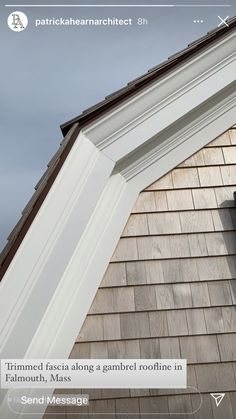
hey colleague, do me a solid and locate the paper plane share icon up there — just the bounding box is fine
[210,393,225,407]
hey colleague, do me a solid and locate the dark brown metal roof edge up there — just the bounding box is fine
[0,122,81,281]
[61,16,236,137]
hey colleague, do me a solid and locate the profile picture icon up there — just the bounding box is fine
[7,11,28,32]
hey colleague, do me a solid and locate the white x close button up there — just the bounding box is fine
[217,15,229,27]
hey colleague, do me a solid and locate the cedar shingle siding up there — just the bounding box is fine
[44,127,236,418]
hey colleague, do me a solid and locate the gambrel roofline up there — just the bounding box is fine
[1,16,236,279]
[61,15,236,137]
[0,19,236,419]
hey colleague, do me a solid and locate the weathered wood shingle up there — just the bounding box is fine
[46,127,236,417]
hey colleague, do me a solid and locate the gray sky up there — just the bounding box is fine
[0,0,235,250]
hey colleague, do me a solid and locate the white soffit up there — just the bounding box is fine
[0,28,236,419]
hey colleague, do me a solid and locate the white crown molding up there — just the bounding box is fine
[119,84,236,182]
[0,131,115,358]
[83,31,236,162]
[0,29,236,419]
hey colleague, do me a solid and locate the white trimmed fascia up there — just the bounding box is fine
[0,29,236,419]
[0,131,115,359]
[120,83,236,187]
[83,31,236,161]
[22,82,236,365]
